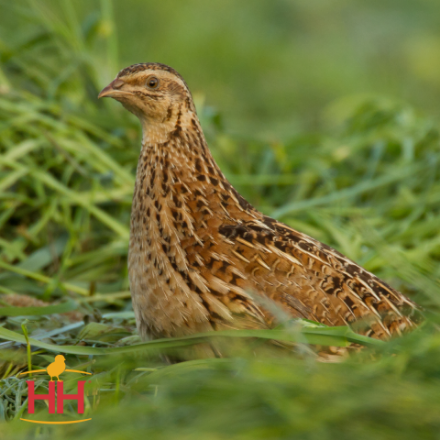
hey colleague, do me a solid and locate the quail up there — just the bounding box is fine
[99,63,420,343]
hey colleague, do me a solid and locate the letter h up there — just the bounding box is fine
[56,380,85,414]
[27,381,56,414]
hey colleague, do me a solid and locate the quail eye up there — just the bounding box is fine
[146,77,159,89]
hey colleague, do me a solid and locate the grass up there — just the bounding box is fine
[0,2,440,439]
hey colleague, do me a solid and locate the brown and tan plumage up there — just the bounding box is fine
[99,63,420,343]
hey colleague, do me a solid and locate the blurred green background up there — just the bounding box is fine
[3,0,440,137]
[1,1,440,439]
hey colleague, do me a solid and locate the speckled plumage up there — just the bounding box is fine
[99,63,420,343]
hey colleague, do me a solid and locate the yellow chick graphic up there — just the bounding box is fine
[46,355,66,381]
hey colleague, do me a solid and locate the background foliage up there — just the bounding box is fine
[0,1,440,439]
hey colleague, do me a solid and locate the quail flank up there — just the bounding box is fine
[99,63,420,342]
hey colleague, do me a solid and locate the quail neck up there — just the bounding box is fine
[99,63,420,343]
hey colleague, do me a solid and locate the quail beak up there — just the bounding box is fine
[98,78,127,99]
